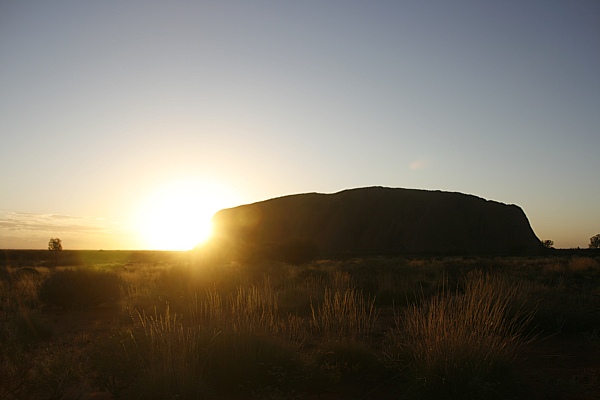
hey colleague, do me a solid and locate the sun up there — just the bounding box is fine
[134,180,237,250]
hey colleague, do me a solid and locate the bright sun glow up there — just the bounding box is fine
[134,180,237,250]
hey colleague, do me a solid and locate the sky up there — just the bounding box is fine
[1,0,599,250]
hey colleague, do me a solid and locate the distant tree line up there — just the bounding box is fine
[540,235,600,250]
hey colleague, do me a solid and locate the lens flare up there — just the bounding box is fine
[134,180,238,250]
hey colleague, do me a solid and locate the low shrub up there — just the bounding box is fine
[28,347,87,400]
[86,332,138,398]
[39,268,123,309]
[314,341,387,385]
[204,330,303,395]
[532,284,600,334]
[14,309,54,342]
[0,311,36,399]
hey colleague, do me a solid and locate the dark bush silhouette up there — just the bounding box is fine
[48,237,62,268]
[39,269,123,309]
[589,234,600,249]
[541,239,554,248]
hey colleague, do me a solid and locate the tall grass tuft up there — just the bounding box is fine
[129,304,211,399]
[230,283,280,335]
[127,282,303,398]
[393,271,534,399]
[311,288,379,342]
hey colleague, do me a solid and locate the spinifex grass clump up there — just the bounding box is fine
[188,281,283,335]
[126,281,303,398]
[311,287,378,342]
[568,257,599,272]
[128,305,210,399]
[4,268,45,309]
[393,272,534,400]
[39,268,123,309]
[229,284,281,335]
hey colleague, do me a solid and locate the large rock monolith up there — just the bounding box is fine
[210,187,544,261]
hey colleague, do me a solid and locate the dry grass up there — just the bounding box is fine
[390,271,535,399]
[127,289,302,397]
[129,304,210,399]
[568,257,599,271]
[3,254,599,399]
[310,287,379,342]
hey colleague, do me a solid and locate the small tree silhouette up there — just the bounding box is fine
[541,239,554,249]
[48,237,62,268]
[589,234,600,249]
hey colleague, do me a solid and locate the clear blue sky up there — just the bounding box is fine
[1,0,599,250]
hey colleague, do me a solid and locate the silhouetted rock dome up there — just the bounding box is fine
[210,187,544,261]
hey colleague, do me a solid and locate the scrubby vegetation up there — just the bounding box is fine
[39,268,123,309]
[1,253,600,399]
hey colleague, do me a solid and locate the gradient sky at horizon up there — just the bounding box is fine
[1,0,599,250]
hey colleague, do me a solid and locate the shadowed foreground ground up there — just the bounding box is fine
[2,251,600,399]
